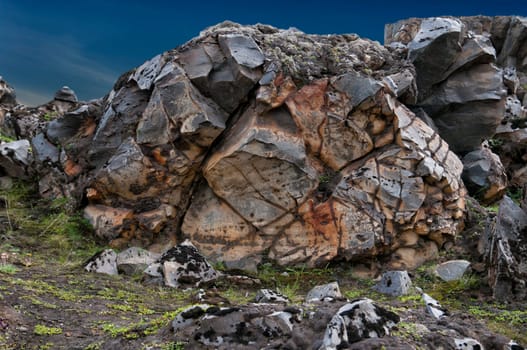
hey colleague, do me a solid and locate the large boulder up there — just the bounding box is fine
[8,22,467,269]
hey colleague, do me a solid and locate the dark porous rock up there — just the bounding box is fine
[84,249,118,275]
[319,298,400,349]
[462,145,508,204]
[483,196,527,301]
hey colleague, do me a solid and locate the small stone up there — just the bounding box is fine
[373,271,413,296]
[435,260,471,282]
[254,289,289,304]
[84,249,118,275]
[306,282,342,302]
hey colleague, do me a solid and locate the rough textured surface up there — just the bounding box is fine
[0,21,464,270]
[373,270,413,296]
[435,260,471,282]
[319,298,400,350]
[386,16,511,154]
[462,144,508,204]
[483,196,527,301]
[306,282,343,302]
[84,249,118,275]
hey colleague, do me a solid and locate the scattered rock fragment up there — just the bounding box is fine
[306,282,342,302]
[254,289,289,304]
[373,270,413,296]
[84,249,118,275]
[116,247,159,275]
[435,260,471,282]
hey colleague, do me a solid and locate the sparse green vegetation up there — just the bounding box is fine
[0,264,18,275]
[34,324,63,336]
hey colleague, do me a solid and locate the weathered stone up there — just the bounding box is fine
[319,299,399,349]
[373,271,412,296]
[483,196,527,301]
[0,140,32,179]
[503,67,520,94]
[54,86,78,103]
[254,289,289,304]
[420,289,447,320]
[406,17,464,97]
[305,282,342,302]
[455,337,484,350]
[181,184,267,272]
[116,247,160,275]
[462,145,508,204]
[203,104,317,229]
[84,249,118,275]
[31,133,59,164]
[252,310,296,338]
[498,16,527,70]
[83,205,133,241]
[0,77,17,106]
[128,54,164,90]
[435,260,471,282]
[158,240,221,288]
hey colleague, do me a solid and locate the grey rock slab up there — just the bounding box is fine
[84,249,118,275]
[218,34,265,69]
[254,289,289,304]
[435,260,471,281]
[252,311,296,337]
[331,72,382,107]
[129,54,164,90]
[407,17,464,96]
[31,133,59,164]
[116,247,160,275]
[306,282,342,302]
[373,271,412,296]
[0,140,32,178]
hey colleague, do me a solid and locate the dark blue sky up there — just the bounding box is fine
[1,0,525,106]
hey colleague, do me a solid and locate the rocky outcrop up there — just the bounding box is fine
[483,196,527,301]
[0,77,17,107]
[0,22,469,270]
[385,16,527,155]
